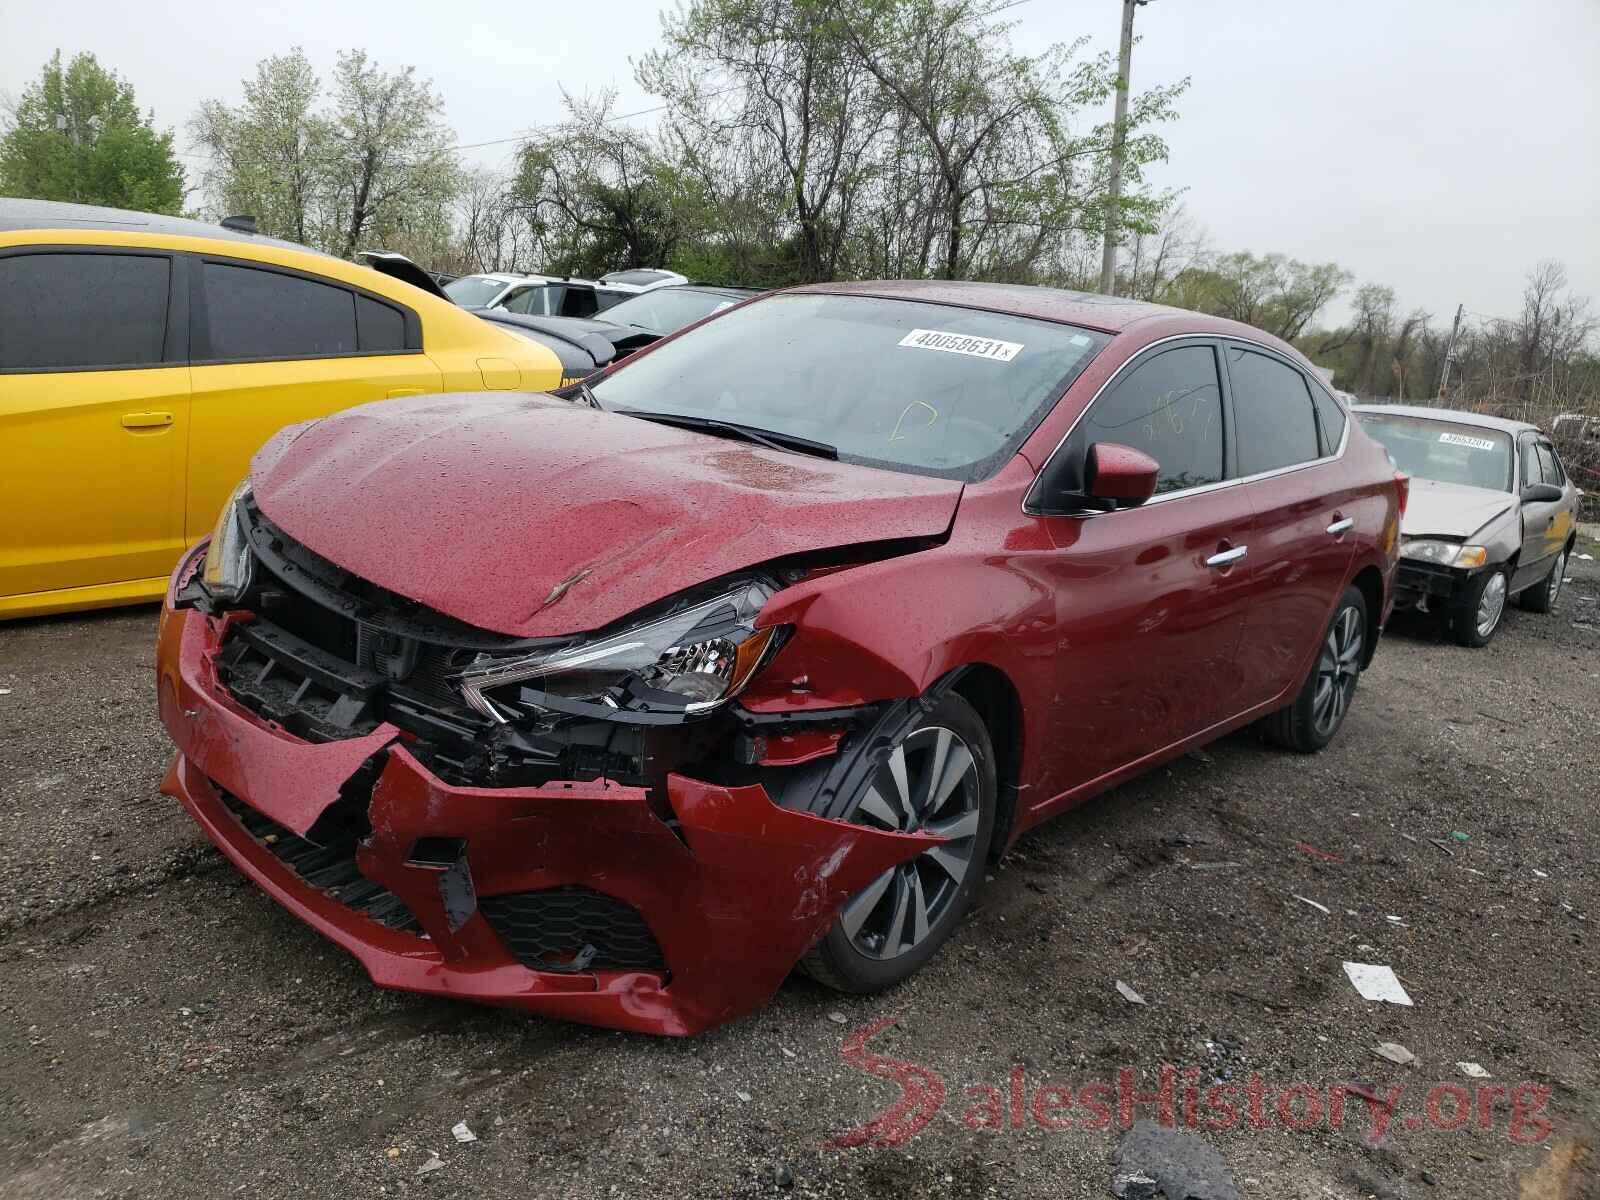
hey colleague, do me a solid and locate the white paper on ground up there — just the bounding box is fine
[1343,961,1414,1006]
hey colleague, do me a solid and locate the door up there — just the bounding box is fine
[185,257,443,538]
[1512,435,1559,591]
[0,248,189,599]
[1223,344,1356,707]
[1531,441,1574,574]
[1037,341,1255,791]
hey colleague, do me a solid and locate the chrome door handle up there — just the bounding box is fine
[1206,545,1248,568]
[1327,517,1354,535]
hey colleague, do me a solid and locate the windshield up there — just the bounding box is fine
[589,293,1108,480]
[600,288,741,336]
[444,276,508,307]
[1357,413,1514,493]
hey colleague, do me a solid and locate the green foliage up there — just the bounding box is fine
[189,48,460,257]
[0,51,185,213]
[508,0,1188,286]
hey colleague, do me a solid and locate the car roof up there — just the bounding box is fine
[0,197,328,256]
[784,278,1271,338]
[601,268,685,287]
[1352,403,1543,437]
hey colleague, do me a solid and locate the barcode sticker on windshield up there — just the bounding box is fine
[1439,432,1497,451]
[898,329,1023,362]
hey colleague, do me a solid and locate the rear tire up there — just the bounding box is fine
[1446,566,1509,646]
[801,691,996,994]
[1259,585,1368,754]
[1518,550,1567,614]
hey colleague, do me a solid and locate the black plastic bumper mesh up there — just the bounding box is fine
[217,789,421,933]
[478,887,665,972]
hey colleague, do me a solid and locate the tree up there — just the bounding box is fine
[841,0,1178,280]
[322,51,460,259]
[189,48,461,256]
[190,49,327,245]
[641,0,878,282]
[1,51,184,213]
[511,91,698,275]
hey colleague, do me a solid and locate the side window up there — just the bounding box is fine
[0,252,170,370]
[355,295,406,352]
[203,262,357,361]
[593,289,629,312]
[1536,443,1564,486]
[1227,347,1321,476]
[1520,438,1542,486]
[1311,388,1347,455]
[560,287,600,318]
[1084,344,1224,494]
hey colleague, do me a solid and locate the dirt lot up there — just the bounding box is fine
[2,540,1597,1200]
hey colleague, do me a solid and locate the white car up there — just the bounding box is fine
[445,273,632,317]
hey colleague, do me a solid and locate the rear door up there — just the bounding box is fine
[1223,343,1357,708]
[185,257,443,539]
[1037,339,1256,790]
[0,247,190,601]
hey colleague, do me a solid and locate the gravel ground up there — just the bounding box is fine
[1,540,1597,1199]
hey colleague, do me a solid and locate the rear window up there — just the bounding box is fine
[444,275,509,307]
[591,292,1108,481]
[1357,413,1514,493]
[0,251,170,370]
[1227,347,1321,475]
[599,289,739,337]
[203,262,358,360]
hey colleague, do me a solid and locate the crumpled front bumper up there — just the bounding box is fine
[155,601,936,1035]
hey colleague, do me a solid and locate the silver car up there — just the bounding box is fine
[1354,405,1582,646]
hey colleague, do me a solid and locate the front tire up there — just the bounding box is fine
[1259,585,1368,754]
[1518,550,1567,614]
[1446,566,1509,646]
[801,691,996,994]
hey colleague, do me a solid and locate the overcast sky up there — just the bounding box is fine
[4,0,1596,330]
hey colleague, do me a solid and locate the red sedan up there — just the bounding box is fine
[156,282,1404,1034]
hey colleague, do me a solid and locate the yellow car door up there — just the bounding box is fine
[0,248,190,611]
[184,256,444,538]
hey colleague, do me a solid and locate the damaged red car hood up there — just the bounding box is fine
[251,392,963,638]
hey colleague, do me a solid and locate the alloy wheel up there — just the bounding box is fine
[1312,604,1363,737]
[840,725,982,960]
[1477,571,1508,638]
[1548,553,1567,606]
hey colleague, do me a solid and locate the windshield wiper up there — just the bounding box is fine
[616,410,837,460]
[567,378,603,410]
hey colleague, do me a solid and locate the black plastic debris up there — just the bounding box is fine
[1111,1120,1240,1200]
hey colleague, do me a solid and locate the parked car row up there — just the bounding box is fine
[3,198,1577,1038]
[441,266,690,317]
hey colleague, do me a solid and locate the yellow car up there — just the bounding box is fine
[0,199,564,620]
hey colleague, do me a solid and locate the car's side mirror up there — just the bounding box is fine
[1085,442,1160,506]
[1030,440,1160,515]
[1521,483,1563,504]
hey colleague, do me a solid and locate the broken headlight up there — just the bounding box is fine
[201,480,254,601]
[455,578,783,723]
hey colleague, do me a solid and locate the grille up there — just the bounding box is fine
[218,789,422,933]
[479,887,665,973]
[264,588,471,708]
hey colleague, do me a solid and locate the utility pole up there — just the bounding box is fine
[1436,303,1464,400]
[1098,0,1145,295]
